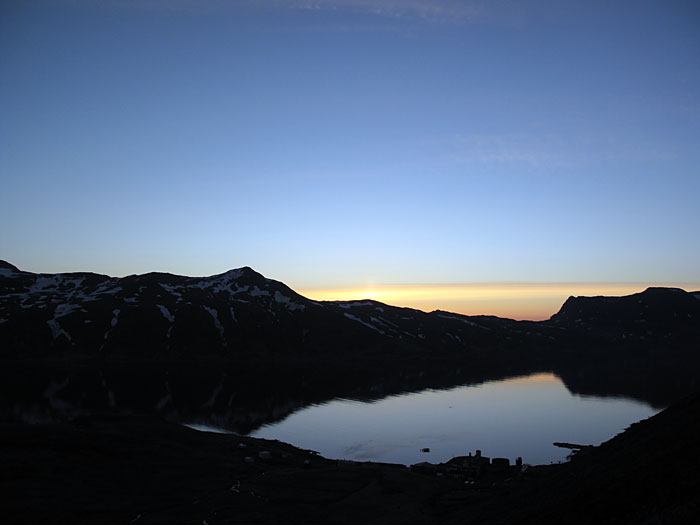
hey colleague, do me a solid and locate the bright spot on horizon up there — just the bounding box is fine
[297,282,700,321]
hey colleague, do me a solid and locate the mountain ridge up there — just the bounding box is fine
[5,260,697,316]
[0,261,543,358]
[1,261,698,361]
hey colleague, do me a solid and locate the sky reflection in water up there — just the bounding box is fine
[251,373,659,466]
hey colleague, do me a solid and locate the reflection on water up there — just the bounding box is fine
[251,373,659,466]
[0,361,546,434]
[0,362,669,466]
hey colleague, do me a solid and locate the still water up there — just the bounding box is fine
[250,373,659,466]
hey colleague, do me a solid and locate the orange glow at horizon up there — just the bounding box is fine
[296,282,700,321]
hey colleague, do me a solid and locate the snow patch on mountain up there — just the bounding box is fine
[210,268,246,281]
[160,283,183,297]
[156,304,174,323]
[54,303,80,319]
[31,276,60,291]
[371,316,398,329]
[47,319,71,341]
[343,313,385,334]
[94,283,122,295]
[229,285,249,296]
[250,286,270,297]
[101,309,121,347]
[336,301,375,309]
[436,313,490,330]
[274,291,306,311]
[203,306,224,337]
[157,305,175,338]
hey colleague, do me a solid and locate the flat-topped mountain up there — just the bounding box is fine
[550,286,700,343]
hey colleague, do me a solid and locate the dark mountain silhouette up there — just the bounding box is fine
[1,261,699,415]
[550,286,700,344]
[547,287,700,408]
[0,260,20,272]
[0,260,562,359]
[2,261,697,359]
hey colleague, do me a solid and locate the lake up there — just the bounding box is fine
[0,363,663,466]
[250,372,659,466]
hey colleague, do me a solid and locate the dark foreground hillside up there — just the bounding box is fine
[3,389,699,524]
[456,389,700,524]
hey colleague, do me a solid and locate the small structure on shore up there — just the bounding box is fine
[410,449,521,482]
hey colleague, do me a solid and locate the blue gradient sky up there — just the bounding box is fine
[2,1,700,296]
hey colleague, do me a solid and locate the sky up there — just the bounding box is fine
[2,1,700,319]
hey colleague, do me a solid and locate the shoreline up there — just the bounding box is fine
[4,392,699,523]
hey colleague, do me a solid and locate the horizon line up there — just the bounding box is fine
[295,282,700,322]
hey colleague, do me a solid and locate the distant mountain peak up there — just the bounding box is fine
[205,266,267,285]
[548,287,700,343]
[0,261,20,272]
